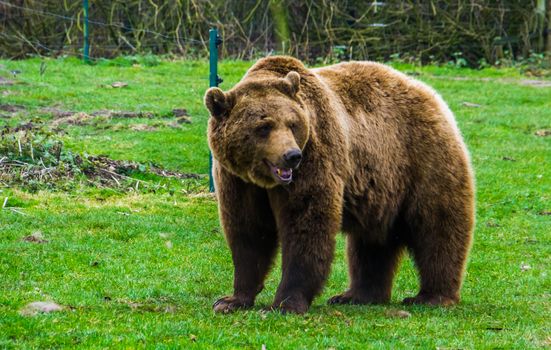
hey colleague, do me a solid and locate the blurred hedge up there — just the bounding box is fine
[0,0,545,65]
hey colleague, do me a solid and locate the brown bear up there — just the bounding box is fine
[204,56,475,314]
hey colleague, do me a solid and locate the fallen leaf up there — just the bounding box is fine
[19,301,63,316]
[22,231,48,243]
[385,309,412,318]
[165,241,173,249]
[502,156,516,162]
[111,81,128,88]
[538,210,551,216]
[189,334,197,342]
[461,101,482,108]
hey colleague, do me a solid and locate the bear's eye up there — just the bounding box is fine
[256,125,272,137]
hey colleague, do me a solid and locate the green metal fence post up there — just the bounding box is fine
[83,0,90,63]
[208,28,222,192]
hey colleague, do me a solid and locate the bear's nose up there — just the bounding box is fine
[283,149,302,168]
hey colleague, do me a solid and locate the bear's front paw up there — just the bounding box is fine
[213,296,253,314]
[270,295,309,314]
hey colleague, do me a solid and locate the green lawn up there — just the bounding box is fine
[0,57,550,349]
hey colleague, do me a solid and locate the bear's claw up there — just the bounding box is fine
[212,296,253,313]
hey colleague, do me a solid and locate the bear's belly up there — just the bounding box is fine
[341,190,404,243]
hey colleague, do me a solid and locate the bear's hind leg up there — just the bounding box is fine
[329,235,403,305]
[403,209,473,306]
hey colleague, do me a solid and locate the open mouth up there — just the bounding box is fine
[264,160,293,184]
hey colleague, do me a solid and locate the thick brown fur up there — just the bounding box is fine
[205,56,475,314]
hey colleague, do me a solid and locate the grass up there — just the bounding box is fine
[0,57,550,349]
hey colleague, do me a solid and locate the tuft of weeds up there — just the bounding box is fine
[0,121,206,194]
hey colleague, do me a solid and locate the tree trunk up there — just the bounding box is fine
[546,0,551,59]
[537,0,546,52]
[269,0,290,54]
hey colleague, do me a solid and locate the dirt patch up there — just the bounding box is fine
[1,123,204,192]
[19,301,64,316]
[431,75,551,88]
[40,107,75,118]
[87,155,203,180]
[0,76,15,86]
[519,79,551,88]
[90,110,155,119]
[0,104,26,118]
[39,108,191,130]
[51,112,99,127]
[149,165,203,179]
[0,104,26,113]
[130,124,157,131]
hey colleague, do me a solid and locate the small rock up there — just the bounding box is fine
[111,81,128,88]
[534,129,551,137]
[520,263,531,271]
[22,231,48,243]
[19,301,64,316]
[385,309,412,318]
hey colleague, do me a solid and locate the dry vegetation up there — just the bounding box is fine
[1,0,548,65]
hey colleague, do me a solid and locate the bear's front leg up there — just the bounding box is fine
[213,169,278,313]
[268,186,343,314]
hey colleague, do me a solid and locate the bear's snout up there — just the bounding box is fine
[283,149,302,168]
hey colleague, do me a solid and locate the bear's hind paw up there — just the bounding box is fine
[402,294,458,306]
[328,290,389,305]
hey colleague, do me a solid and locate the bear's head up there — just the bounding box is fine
[205,71,309,188]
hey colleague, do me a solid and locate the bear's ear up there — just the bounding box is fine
[283,71,301,96]
[204,87,233,119]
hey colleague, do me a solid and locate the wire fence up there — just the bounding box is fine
[0,0,548,65]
